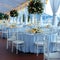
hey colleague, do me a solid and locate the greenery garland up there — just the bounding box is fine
[10,10,18,17]
[28,0,44,14]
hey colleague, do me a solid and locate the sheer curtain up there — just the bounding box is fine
[50,0,60,26]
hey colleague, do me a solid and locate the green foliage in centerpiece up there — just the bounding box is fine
[4,14,9,20]
[23,14,25,22]
[0,13,9,20]
[28,0,44,14]
[0,13,4,20]
[10,10,18,17]
[10,10,18,22]
[28,15,30,22]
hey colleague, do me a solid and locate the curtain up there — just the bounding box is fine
[50,0,60,25]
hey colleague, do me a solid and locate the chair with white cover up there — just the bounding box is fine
[0,29,2,38]
[6,29,16,50]
[43,34,50,60]
[44,32,60,60]
[34,33,44,56]
[0,25,6,38]
[12,31,24,54]
[56,34,60,52]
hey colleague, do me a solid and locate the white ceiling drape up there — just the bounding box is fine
[0,0,27,13]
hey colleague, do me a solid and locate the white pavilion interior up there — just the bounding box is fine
[0,0,60,60]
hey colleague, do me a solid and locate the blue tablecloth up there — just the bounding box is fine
[2,25,58,53]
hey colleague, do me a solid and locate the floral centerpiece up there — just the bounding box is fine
[10,10,18,23]
[31,28,43,33]
[10,10,18,17]
[26,27,43,33]
[0,13,9,24]
[3,14,9,26]
[28,0,44,14]
[4,14,9,20]
[10,24,16,28]
[28,0,44,26]
[0,13,4,20]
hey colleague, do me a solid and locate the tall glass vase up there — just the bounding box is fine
[30,14,37,24]
[36,14,41,28]
[30,14,42,28]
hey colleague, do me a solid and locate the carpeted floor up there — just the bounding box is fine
[0,38,43,60]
